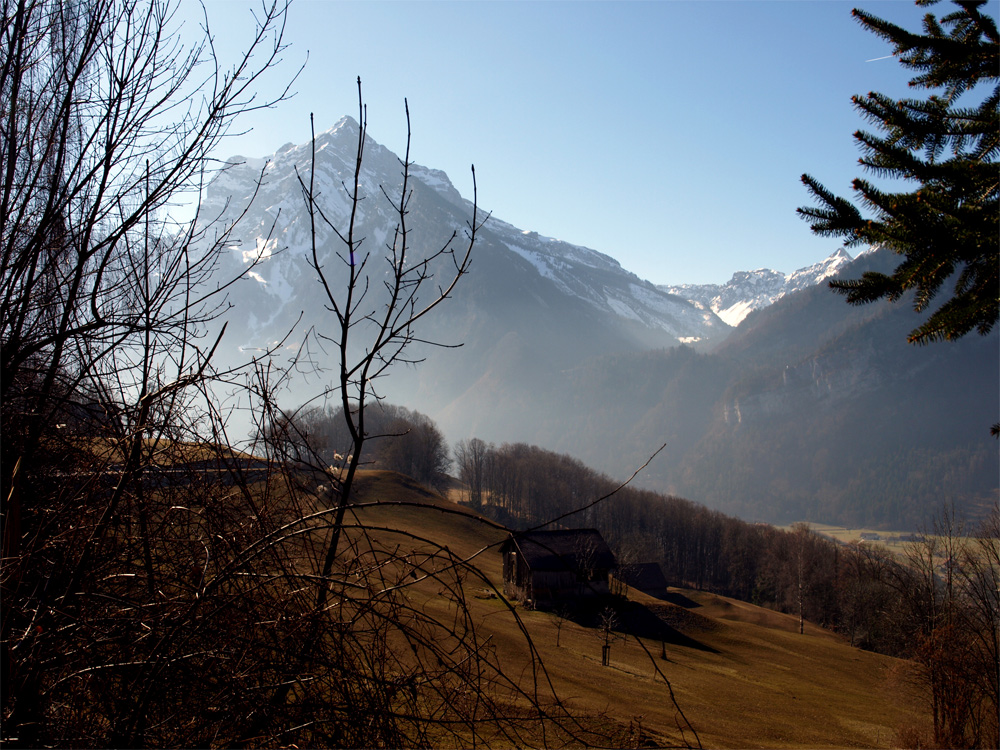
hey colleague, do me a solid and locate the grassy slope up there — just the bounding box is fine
[349,471,925,748]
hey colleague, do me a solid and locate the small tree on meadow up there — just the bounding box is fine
[598,606,621,667]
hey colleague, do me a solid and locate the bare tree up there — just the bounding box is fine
[1,0,305,744]
[553,603,572,648]
[239,82,628,747]
[957,503,1000,749]
[291,78,481,600]
[241,96,706,742]
[597,606,620,667]
[791,522,812,635]
[898,504,999,748]
[610,543,639,599]
[455,436,490,510]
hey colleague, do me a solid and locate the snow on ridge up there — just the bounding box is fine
[410,164,453,192]
[488,220,622,274]
[225,155,269,173]
[504,242,561,286]
[628,282,696,313]
[786,250,853,288]
[319,115,358,140]
[716,300,755,327]
[499,222,718,338]
[506,241,657,324]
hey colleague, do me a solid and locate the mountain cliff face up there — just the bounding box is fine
[205,118,998,529]
[204,116,736,449]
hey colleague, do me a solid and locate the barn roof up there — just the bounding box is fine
[501,529,617,573]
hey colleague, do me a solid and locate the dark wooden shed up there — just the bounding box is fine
[500,529,617,608]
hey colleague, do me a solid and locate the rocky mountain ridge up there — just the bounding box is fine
[205,116,861,351]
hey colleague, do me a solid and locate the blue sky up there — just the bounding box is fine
[186,0,976,285]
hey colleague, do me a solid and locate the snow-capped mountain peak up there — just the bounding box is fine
[203,115,732,352]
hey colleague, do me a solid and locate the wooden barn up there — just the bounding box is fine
[500,529,617,608]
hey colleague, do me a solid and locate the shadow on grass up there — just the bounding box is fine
[558,597,718,654]
[659,591,701,609]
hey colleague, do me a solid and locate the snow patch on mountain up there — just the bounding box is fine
[605,294,643,323]
[241,236,278,264]
[409,164,465,207]
[504,241,574,297]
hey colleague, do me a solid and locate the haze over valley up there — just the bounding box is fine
[208,117,999,530]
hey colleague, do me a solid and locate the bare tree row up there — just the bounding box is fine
[266,401,451,489]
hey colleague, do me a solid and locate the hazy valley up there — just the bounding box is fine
[209,117,999,531]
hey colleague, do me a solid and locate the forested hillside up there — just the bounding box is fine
[524,249,999,529]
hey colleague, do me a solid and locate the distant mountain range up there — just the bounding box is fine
[660,248,855,326]
[205,117,999,529]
